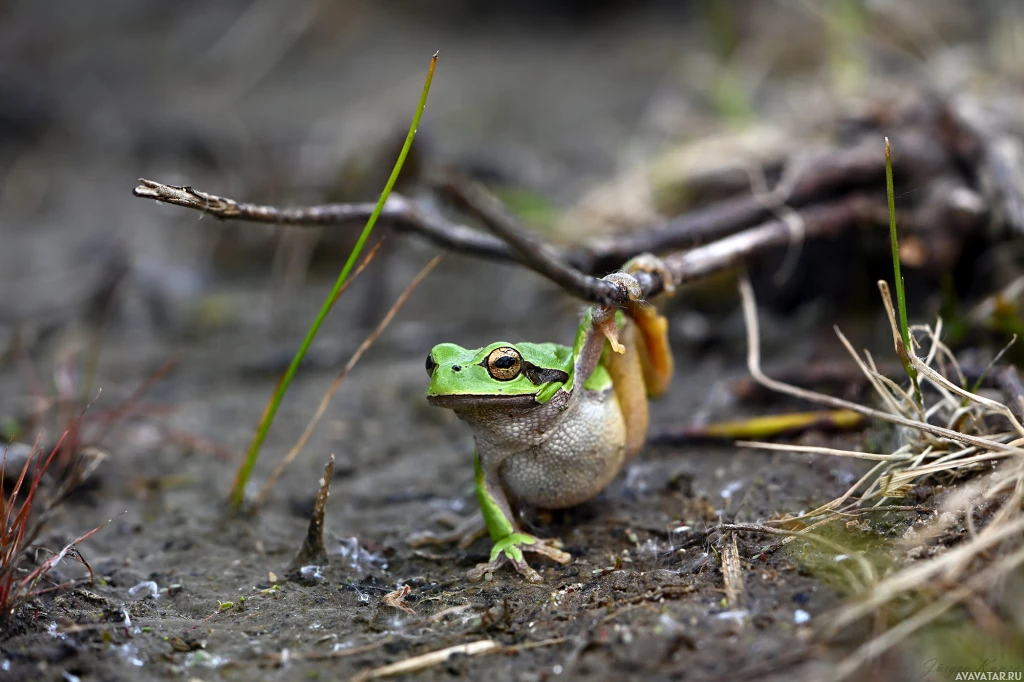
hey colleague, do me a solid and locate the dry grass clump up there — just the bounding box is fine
[1,428,103,621]
[0,347,174,622]
[737,275,1024,677]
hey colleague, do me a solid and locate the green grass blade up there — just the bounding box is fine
[228,53,439,510]
[884,136,922,407]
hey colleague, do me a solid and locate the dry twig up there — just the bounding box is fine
[134,178,891,305]
[351,639,501,681]
[721,532,745,611]
[287,455,334,572]
[133,179,516,261]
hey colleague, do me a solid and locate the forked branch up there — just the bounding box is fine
[133,99,983,308]
[134,178,889,306]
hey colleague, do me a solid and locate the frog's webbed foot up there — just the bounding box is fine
[408,510,486,549]
[467,533,571,584]
[592,306,626,354]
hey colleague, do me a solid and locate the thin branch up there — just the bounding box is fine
[569,129,957,271]
[135,177,633,304]
[442,174,883,299]
[660,195,885,285]
[133,179,517,262]
[438,173,628,304]
[135,178,888,306]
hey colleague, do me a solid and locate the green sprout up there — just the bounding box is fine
[227,53,439,510]
[885,137,922,408]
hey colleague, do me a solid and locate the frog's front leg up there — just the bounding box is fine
[469,450,570,583]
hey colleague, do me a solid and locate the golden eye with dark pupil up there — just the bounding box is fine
[484,347,522,381]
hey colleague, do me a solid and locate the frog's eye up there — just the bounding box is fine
[483,347,522,381]
[425,353,437,376]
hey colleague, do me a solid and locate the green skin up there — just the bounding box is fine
[425,310,612,402]
[424,308,625,581]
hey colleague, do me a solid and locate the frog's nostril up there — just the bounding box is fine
[452,365,462,372]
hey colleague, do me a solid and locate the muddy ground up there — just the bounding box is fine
[0,2,1019,681]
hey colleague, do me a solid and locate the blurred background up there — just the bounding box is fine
[2,0,1017,329]
[1,0,1022,485]
[2,3,1024,679]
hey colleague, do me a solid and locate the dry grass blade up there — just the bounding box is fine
[255,254,443,505]
[351,639,501,681]
[830,541,1024,680]
[738,275,1024,456]
[737,270,1024,679]
[327,240,385,305]
[879,281,1024,438]
[721,532,745,611]
[827,514,1024,636]
[12,522,107,601]
[737,441,911,462]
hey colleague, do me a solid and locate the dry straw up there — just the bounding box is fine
[737,273,1024,677]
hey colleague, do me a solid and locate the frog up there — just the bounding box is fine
[415,263,674,583]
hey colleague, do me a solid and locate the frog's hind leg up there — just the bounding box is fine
[605,321,650,462]
[607,304,674,461]
[626,300,673,398]
[618,253,675,398]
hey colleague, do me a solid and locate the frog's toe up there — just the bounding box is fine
[508,555,545,583]
[467,555,518,582]
[529,538,571,565]
[465,559,492,582]
[594,309,626,354]
[467,554,545,583]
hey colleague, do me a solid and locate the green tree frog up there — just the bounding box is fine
[417,266,674,582]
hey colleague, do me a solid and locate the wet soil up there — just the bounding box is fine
[0,2,1010,680]
[4,245,885,681]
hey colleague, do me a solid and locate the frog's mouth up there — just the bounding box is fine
[427,393,540,409]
